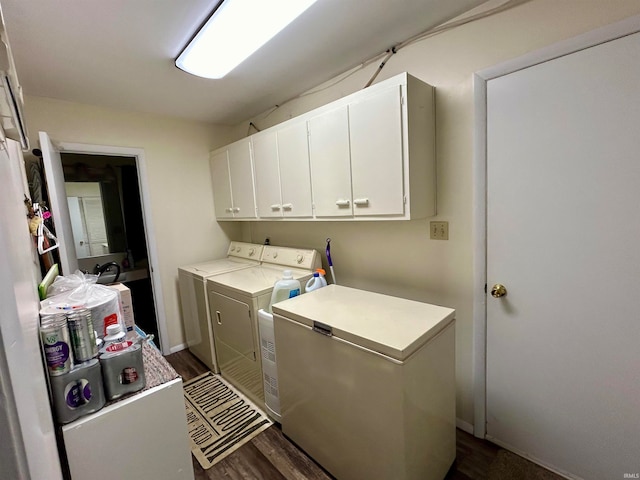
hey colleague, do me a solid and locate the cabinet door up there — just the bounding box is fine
[308,106,353,217]
[349,86,404,216]
[227,140,257,219]
[278,121,313,217]
[210,150,233,219]
[252,131,282,218]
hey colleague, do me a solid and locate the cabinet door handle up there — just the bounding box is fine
[225,207,233,213]
[270,204,281,211]
[232,207,240,213]
[215,310,222,325]
[335,199,350,207]
[353,198,369,206]
[282,203,293,210]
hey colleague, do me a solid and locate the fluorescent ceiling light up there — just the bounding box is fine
[176,0,317,79]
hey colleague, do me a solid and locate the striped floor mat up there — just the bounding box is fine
[183,371,272,469]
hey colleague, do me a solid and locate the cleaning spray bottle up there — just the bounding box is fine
[268,270,301,313]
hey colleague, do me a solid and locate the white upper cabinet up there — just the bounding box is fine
[210,138,257,219]
[308,106,353,217]
[253,122,313,218]
[349,85,404,217]
[252,130,282,218]
[277,121,313,218]
[211,72,435,221]
[210,149,233,219]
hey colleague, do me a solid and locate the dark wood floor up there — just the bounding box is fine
[165,350,560,480]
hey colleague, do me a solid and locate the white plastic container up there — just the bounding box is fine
[102,323,126,346]
[258,308,281,422]
[269,270,301,313]
[305,272,325,293]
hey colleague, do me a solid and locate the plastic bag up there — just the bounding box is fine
[41,270,125,338]
[47,270,99,297]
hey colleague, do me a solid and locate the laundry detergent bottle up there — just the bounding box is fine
[315,269,328,287]
[305,272,326,293]
[269,270,301,313]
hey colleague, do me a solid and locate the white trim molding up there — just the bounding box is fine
[456,418,474,435]
[169,343,189,354]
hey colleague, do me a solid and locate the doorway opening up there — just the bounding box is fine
[39,133,169,353]
[60,152,160,345]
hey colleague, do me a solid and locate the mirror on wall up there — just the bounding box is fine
[65,182,110,258]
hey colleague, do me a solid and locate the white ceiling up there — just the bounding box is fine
[1,0,486,125]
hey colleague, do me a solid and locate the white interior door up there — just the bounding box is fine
[40,131,78,274]
[0,138,63,479]
[486,32,640,479]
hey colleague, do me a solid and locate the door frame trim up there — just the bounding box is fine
[57,141,170,355]
[471,14,640,438]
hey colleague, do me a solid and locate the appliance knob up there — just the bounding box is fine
[272,251,278,259]
[296,254,304,263]
[230,246,236,252]
[249,248,255,256]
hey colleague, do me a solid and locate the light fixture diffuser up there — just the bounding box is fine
[176,0,317,79]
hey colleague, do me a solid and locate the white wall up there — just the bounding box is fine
[24,97,242,351]
[230,0,640,428]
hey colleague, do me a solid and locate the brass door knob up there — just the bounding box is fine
[491,284,507,298]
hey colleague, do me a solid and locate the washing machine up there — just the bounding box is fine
[206,245,320,408]
[177,241,264,372]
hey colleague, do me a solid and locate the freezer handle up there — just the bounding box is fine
[312,321,333,336]
[215,310,222,325]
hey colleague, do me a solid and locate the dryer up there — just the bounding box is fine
[206,245,320,407]
[178,241,263,372]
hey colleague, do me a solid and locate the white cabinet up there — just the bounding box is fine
[210,139,256,219]
[253,122,313,218]
[349,85,405,217]
[308,74,435,220]
[277,121,313,218]
[252,131,281,218]
[308,106,353,217]
[211,72,435,221]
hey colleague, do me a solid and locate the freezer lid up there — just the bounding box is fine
[272,285,455,361]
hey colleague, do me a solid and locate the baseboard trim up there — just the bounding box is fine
[456,418,474,434]
[485,435,576,479]
[169,343,188,354]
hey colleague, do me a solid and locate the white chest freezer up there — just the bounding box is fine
[272,285,456,480]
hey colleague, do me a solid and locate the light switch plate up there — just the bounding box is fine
[430,221,449,240]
